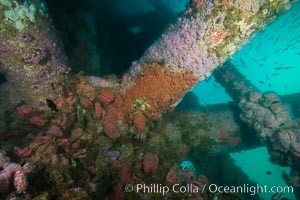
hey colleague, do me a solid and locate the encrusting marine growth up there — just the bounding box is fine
[0,0,297,199]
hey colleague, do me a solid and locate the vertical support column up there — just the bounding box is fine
[0,0,70,105]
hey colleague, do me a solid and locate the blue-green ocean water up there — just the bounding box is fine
[193,0,300,105]
[230,147,295,200]
[232,1,300,95]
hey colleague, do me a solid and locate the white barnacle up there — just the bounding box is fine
[262,9,268,15]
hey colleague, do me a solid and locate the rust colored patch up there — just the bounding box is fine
[208,27,230,45]
[143,152,158,174]
[98,90,115,104]
[94,102,106,119]
[133,113,146,132]
[104,122,119,139]
[29,114,47,126]
[191,0,204,10]
[76,76,97,101]
[115,62,198,130]
[80,97,93,108]
[118,136,129,144]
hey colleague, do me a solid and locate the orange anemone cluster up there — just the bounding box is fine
[115,62,198,131]
[208,27,230,45]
